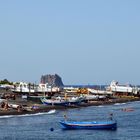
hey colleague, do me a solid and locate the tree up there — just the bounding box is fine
[0,79,13,85]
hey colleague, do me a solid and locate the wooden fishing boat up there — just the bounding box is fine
[67,96,85,105]
[59,120,117,130]
[40,96,84,106]
[40,97,68,106]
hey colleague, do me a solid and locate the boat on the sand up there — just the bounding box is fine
[40,96,84,106]
[40,98,68,106]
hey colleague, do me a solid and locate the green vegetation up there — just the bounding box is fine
[0,79,13,85]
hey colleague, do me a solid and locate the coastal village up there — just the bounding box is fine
[1,0,140,138]
[0,74,140,116]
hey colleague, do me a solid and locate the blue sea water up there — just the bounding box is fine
[0,101,140,140]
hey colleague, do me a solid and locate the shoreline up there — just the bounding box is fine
[0,96,139,116]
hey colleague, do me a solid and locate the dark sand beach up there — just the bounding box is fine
[0,89,140,116]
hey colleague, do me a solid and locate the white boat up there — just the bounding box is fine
[107,81,133,93]
[63,87,78,93]
[88,88,112,95]
[35,83,60,93]
[68,96,85,104]
[40,98,68,106]
[84,94,98,100]
[40,96,84,106]
[8,104,20,109]
[12,82,35,93]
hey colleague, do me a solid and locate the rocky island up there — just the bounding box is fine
[40,74,64,87]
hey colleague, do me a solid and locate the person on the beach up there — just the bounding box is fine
[1,102,5,108]
[12,94,16,100]
[17,105,23,112]
[4,102,8,110]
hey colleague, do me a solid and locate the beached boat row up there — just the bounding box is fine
[11,82,61,94]
[3,81,139,99]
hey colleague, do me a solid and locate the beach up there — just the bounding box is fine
[0,88,140,116]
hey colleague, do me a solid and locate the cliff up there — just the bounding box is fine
[40,74,64,87]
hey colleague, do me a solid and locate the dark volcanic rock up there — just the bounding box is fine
[40,74,64,87]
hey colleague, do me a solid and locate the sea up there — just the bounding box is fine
[0,100,140,140]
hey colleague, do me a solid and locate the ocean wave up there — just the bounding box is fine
[0,109,56,119]
[97,105,104,107]
[114,103,126,106]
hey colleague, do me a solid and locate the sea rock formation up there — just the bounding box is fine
[40,74,64,87]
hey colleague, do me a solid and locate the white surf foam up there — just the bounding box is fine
[0,109,56,119]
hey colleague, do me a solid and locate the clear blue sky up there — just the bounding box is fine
[0,0,140,85]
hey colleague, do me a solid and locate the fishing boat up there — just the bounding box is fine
[107,81,133,93]
[12,82,35,94]
[67,96,85,105]
[40,97,68,106]
[59,120,117,130]
[40,96,84,106]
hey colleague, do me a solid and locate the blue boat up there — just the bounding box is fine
[59,120,117,130]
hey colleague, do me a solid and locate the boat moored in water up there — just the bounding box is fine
[59,120,117,130]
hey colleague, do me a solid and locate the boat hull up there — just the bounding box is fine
[59,121,117,130]
[40,98,68,106]
[40,98,82,106]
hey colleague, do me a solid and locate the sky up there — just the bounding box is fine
[0,0,140,85]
